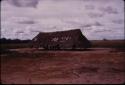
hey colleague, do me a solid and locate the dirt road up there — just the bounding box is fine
[1,48,125,84]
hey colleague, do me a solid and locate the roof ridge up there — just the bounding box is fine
[39,29,81,34]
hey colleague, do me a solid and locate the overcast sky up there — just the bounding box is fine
[1,0,124,40]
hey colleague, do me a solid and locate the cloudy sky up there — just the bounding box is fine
[1,0,124,40]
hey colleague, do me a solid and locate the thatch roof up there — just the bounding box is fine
[32,29,91,50]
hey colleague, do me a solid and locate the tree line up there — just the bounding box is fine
[0,38,31,44]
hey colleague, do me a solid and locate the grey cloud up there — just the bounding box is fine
[29,28,44,33]
[81,28,92,31]
[8,0,39,8]
[16,31,24,34]
[82,24,92,28]
[65,20,103,27]
[81,22,103,29]
[64,21,83,26]
[30,31,41,33]
[112,19,124,24]
[99,6,118,14]
[88,12,104,18]
[93,22,104,26]
[17,20,35,24]
[63,20,88,27]
[85,5,95,10]
[94,29,113,33]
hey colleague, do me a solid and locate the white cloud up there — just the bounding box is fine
[1,0,124,40]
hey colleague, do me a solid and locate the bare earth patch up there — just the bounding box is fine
[1,48,125,84]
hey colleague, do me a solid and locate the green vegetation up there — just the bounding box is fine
[91,40,125,48]
[1,43,32,49]
[0,40,125,49]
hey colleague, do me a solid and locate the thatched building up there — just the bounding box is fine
[31,29,91,50]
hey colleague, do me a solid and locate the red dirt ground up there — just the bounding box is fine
[1,48,125,84]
